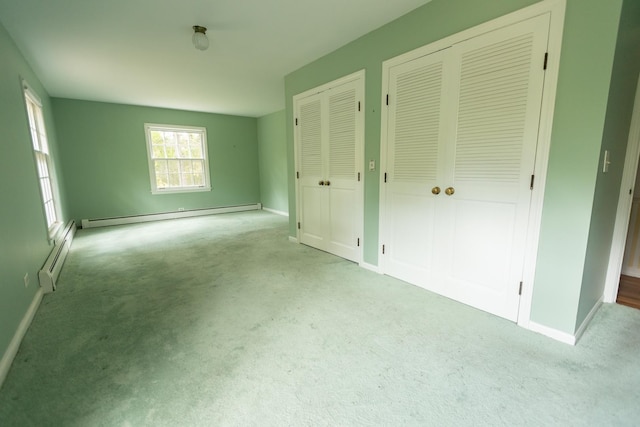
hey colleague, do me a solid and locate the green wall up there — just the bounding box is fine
[578,0,640,330]
[52,99,260,222]
[284,0,625,334]
[0,23,68,357]
[257,110,288,214]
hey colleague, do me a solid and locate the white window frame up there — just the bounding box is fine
[144,123,211,194]
[23,80,61,238]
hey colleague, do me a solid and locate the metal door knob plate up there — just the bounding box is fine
[445,187,455,196]
[432,186,441,195]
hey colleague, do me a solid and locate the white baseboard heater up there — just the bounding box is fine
[39,220,76,293]
[81,203,262,229]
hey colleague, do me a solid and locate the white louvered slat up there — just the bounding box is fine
[329,88,356,179]
[393,61,444,182]
[299,98,322,177]
[454,33,535,183]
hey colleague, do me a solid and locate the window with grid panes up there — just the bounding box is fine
[23,82,60,235]
[144,124,211,194]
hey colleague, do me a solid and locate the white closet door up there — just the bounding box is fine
[436,14,550,321]
[382,49,450,286]
[326,80,362,262]
[297,94,326,249]
[295,72,364,263]
[380,14,550,321]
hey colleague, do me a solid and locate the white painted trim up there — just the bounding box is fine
[378,0,566,327]
[81,203,262,228]
[574,297,604,344]
[528,320,576,345]
[0,288,43,388]
[262,207,289,217]
[605,74,640,303]
[288,236,299,243]
[360,261,381,274]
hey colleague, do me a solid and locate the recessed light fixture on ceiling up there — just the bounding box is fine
[192,25,209,51]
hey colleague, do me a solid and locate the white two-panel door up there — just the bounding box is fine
[295,73,364,263]
[381,14,550,321]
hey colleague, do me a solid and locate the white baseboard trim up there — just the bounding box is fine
[360,261,381,274]
[621,267,640,278]
[573,297,604,344]
[288,236,299,243]
[528,320,576,345]
[262,207,289,217]
[0,288,43,388]
[82,203,262,228]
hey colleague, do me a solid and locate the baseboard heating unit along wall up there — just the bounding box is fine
[81,203,263,229]
[39,220,76,293]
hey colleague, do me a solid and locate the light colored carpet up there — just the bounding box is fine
[0,211,639,426]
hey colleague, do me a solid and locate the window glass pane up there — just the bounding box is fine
[152,145,166,159]
[182,173,194,186]
[165,145,177,158]
[164,132,177,145]
[193,160,204,173]
[151,131,164,144]
[154,160,168,174]
[168,173,180,187]
[193,173,204,186]
[178,143,190,158]
[189,142,203,158]
[156,173,169,188]
[168,160,180,174]
[180,160,193,173]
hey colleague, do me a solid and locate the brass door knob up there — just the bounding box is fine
[432,186,441,195]
[325,181,331,186]
[319,180,325,186]
[445,187,455,196]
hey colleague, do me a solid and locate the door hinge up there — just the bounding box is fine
[296,171,299,179]
[382,244,386,254]
[384,172,387,183]
[297,222,301,230]
[530,174,535,190]
[295,118,298,126]
[357,172,361,182]
[358,101,361,112]
[543,52,548,70]
[519,281,523,295]
[386,94,389,105]
[357,238,360,247]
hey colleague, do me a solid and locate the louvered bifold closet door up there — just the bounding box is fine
[326,80,362,262]
[297,94,326,249]
[435,14,550,321]
[382,49,450,286]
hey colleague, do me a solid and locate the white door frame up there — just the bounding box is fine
[379,0,566,327]
[604,74,640,302]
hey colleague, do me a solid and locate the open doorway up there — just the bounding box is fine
[606,74,640,307]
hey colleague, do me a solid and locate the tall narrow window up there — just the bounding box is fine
[144,124,211,194]
[23,82,60,235]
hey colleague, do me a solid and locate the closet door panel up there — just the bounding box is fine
[297,95,326,250]
[438,14,550,320]
[326,81,361,262]
[382,49,450,285]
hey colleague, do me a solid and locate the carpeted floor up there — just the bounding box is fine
[0,210,639,426]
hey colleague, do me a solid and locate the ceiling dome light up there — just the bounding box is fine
[192,25,209,51]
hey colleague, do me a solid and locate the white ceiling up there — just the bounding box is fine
[0,0,431,117]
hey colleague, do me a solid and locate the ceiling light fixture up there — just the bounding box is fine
[192,25,209,51]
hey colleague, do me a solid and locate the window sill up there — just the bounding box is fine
[151,186,212,195]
